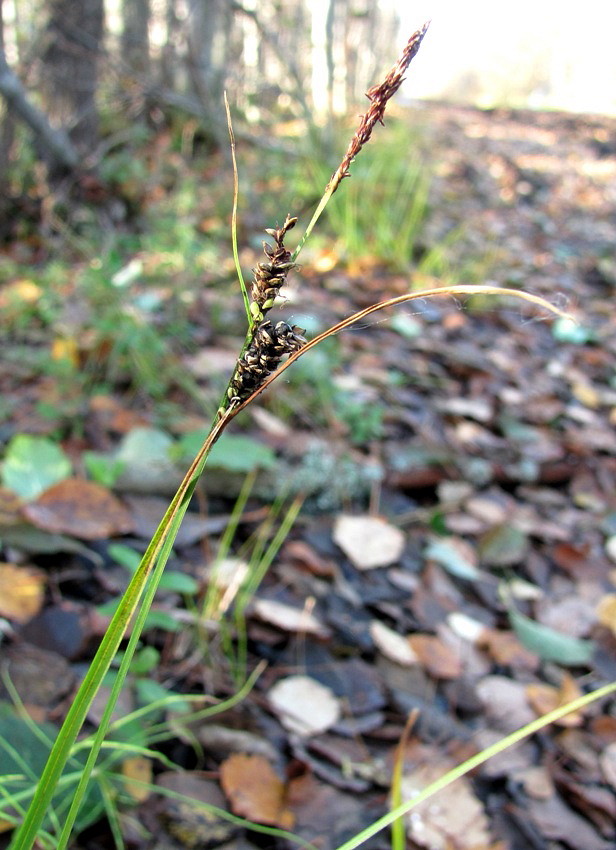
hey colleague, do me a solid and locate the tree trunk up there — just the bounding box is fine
[122,0,150,76]
[0,45,78,172]
[42,0,104,152]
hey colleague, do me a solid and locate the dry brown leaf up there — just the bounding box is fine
[478,628,539,670]
[220,753,294,828]
[22,478,133,540]
[0,562,45,623]
[596,593,616,636]
[121,756,152,802]
[333,514,405,569]
[525,673,583,727]
[408,634,462,679]
[476,676,535,733]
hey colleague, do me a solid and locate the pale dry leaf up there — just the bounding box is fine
[447,611,487,644]
[370,620,418,666]
[401,762,491,850]
[600,741,616,790]
[252,598,330,637]
[333,515,405,570]
[476,676,535,733]
[268,675,341,736]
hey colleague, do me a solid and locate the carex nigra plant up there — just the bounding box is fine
[8,22,585,850]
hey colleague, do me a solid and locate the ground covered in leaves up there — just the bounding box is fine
[1,103,616,850]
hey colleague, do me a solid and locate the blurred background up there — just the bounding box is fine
[1,0,614,424]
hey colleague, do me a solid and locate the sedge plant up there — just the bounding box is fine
[7,21,615,850]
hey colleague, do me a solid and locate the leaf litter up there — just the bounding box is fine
[1,103,616,849]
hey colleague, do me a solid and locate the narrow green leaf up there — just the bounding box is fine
[509,607,595,666]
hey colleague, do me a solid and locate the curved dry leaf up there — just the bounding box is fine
[22,478,133,540]
[0,562,46,623]
[333,514,405,569]
[220,753,294,828]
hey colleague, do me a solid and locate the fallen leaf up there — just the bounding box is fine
[2,435,72,502]
[526,792,613,850]
[476,676,536,733]
[0,563,45,623]
[370,620,418,666]
[596,593,616,636]
[252,598,330,637]
[408,634,462,679]
[478,629,539,670]
[333,514,405,569]
[121,756,152,802]
[220,753,294,828]
[600,741,616,790]
[156,772,237,846]
[424,537,480,580]
[0,643,74,707]
[22,478,133,540]
[287,772,369,850]
[525,673,583,727]
[478,524,529,566]
[509,607,595,666]
[268,675,340,736]
[401,759,492,850]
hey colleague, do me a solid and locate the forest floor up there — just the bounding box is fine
[1,102,616,850]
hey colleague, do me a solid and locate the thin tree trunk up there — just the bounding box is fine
[0,45,78,172]
[122,0,150,76]
[42,0,104,151]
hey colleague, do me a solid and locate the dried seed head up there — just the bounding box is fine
[251,214,298,314]
[328,23,429,194]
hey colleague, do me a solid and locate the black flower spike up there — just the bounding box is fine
[228,320,306,402]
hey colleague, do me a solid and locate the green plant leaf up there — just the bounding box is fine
[2,435,72,501]
[424,539,480,580]
[135,679,189,712]
[83,452,125,487]
[508,607,595,666]
[158,571,199,594]
[178,433,276,473]
[130,646,160,675]
[108,542,142,571]
[144,610,182,632]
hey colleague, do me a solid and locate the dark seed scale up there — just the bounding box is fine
[228,320,306,402]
